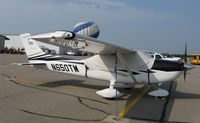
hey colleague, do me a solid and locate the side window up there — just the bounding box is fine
[150,55,154,58]
[155,55,162,59]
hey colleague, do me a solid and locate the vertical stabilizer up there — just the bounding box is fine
[20,33,46,59]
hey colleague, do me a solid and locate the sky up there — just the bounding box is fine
[0,0,199,54]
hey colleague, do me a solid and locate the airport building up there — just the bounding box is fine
[0,35,5,51]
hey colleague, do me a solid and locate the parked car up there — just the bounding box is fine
[64,50,76,55]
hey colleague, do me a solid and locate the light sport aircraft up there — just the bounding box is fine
[10,31,192,98]
[149,52,181,61]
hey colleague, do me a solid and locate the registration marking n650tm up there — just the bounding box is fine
[51,64,79,72]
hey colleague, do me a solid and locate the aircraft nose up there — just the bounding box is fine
[152,60,186,71]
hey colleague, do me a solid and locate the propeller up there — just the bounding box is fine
[114,52,118,97]
[147,69,150,85]
[183,43,195,81]
[114,52,119,118]
[184,43,187,81]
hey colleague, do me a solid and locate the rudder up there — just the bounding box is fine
[20,33,46,59]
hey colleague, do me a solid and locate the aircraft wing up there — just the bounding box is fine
[30,31,134,54]
[29,31,154,70]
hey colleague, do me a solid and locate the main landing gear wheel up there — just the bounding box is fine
[96,80,120,99]
[148,83,169,98]
[148,88,169,97]
[96,88,120,99]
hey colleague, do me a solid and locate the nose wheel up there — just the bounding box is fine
[148,83,169,97]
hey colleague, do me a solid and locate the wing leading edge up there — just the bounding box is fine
[29,31,154,70]
[30,31,135,55]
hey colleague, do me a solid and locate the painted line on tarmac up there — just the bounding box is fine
[119,86,150,117]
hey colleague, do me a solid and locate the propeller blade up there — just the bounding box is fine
[184,43,187,63]
[183,43,188,81]
[184,68,187,81]
[147,69,150,84]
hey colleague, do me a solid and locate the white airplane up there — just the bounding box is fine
[8,31,193,98]
[149,52,181,61]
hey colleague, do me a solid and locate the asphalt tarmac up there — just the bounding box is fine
[0,54,200,123]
